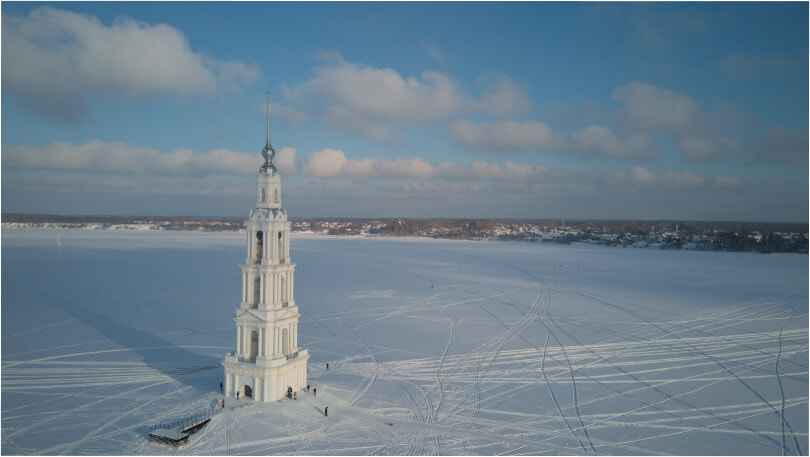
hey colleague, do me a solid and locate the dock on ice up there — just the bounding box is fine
[148,407,220,447]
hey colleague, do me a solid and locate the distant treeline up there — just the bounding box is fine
[3,214,807,253]
[1,213,245,231]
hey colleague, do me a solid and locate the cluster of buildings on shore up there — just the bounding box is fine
[3,217,807,253]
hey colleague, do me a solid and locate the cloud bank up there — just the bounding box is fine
[283,57,530,140]
[2,7,258,122]
[4,139,804,221]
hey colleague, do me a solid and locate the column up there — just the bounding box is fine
[241,272,247,303]
[225,372,232,397]
[242,326,248,359]
[263,230,270,264]
[274,274,280,304]
[259,272,265,305]
[236,326,242,354]
[270,230,277,263]
[258,328,264,357]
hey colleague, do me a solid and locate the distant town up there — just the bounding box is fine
[3,214,807,254]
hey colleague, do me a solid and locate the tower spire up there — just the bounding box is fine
[265,90,271,148]
[260,90,277,175]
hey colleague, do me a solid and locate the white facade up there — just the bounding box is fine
[222,98,309,402]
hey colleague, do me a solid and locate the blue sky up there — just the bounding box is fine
[2,2,807,221]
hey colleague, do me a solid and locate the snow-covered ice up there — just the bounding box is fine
[2,228,807,455]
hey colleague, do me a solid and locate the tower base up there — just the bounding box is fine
[222,350,309,402]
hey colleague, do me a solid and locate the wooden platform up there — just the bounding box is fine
[148,418,212,447]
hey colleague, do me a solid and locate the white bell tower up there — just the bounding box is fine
[222,93,309,402]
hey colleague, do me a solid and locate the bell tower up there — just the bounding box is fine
[222,93,309,402]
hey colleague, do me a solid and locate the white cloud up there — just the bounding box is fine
[675,135,743,161]
[753,127,809,164]
[448,119,560,151]
[297,148,434,179]
[599,166,706,189]
[713,176,742,188]
[1,7,258,122]
[659,170,706,188]
[2,140,261,176]
[269,103,307,127]
[612,81,700,134]
[567,125,656,159]
[298,148,348,178]
[434,160,552,184]
[275,147,298,175]
[471,73,532,117]
[285,61,462,139]
[284,59,534,140]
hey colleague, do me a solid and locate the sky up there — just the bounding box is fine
[1,2,808,221]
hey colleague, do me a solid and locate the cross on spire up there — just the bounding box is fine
[265,90,271,148]
[260,90,277,175]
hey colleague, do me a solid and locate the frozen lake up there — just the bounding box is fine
[2,228,807,455]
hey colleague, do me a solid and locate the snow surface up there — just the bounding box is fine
[2,228,807,455]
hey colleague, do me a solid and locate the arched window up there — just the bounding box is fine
[255,231,263,263]
[253,276,261,306]
[278,232,283,262]
[260,187,266,202]
[249,331,258,361]
[274,188,279,202]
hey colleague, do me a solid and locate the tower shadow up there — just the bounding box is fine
[49,289,224,392]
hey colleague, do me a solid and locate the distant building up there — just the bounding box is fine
[222,94,309,401]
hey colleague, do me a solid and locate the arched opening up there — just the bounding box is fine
[253,276,260,306]
[280,276,287,307]
[255,231,263,263]
[260,187,266,202]
[244,385,253,398]
[278,232,284,263]
[274,188,279,203]
[281,328,289,355]
[250,331,258,361]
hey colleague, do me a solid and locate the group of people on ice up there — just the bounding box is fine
[285,384,317,400]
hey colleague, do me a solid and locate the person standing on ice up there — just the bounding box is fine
[236,391,239,400]
[313,387,317,396]
[324,407,328,417]
[326,363,329,371]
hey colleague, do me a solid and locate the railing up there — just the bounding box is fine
[149,406,221,436]
[286,351,299,360]
[239,356,256,363]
